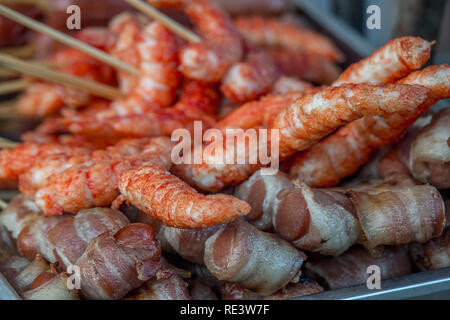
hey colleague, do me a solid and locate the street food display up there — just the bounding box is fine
[0,0,448,300]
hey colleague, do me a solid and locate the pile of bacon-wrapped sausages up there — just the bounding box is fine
[0,0,449,300]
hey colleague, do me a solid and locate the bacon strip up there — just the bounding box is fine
[235,170,446,256]
[306,246,412,290]
[76,223,161,300]
[204,220,305,296]
[349,184,445,253]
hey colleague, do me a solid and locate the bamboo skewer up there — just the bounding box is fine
[0,44,35,59]
[0,199,7,210]
[0,0,48,7]
[0,53,126,100]
[0,79,28,95]
[0,136,19,149]
[0,4,140,76]
[0,102,17,119]
[123,0,201,43]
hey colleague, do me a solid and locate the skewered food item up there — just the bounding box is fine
[148,0,243,83]
[118,163,250,228]
[16,29,118,118]
[378,108,450,189]
[333,37,430,85]
[204,220,305,296]
[235,170,446,256]
[289,63,449,187]
[120,20,180,107]
[235,171,359,256]
[265,48,341,85]
[0,143,88,188]
[112,201,221,264]
[306,246,412,290]
[409,199,450,271]
[109,12,148,94]
[32,137,173,216]
[46,208,129,268]
[2,0,450,300]
[0,196,130,264]
[220,48,280,103]
[271,76,315,95]
[215,92,306,131]
[234,15,344,63]
[406,108,449,188]
[63,80,219,138]
[274,83,429,159]
[127,260,191,300]
[175,83,429,192]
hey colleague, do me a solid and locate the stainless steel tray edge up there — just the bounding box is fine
[293,267,450,300]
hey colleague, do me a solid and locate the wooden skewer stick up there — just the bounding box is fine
[0,4,140,76]
[0,103,17,119]
[0,53,126,100]
[0,67,18,78]
[0,61,67,79]
[0,44,35,59]
[0,199,7,209]
[123,0,201,43]
[0,136,19,149]
[0,78,28,95]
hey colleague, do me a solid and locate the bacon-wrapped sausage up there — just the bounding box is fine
[306,246,412,290]
[408,108,450,189]
[0,254,80,300]
[219,278,323,300]
[47,208,129,268]
[204,220,305,296]
[349,183,445,254]
[76,223,161,300]
[127,261,191,300]
[235,170,446,256]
